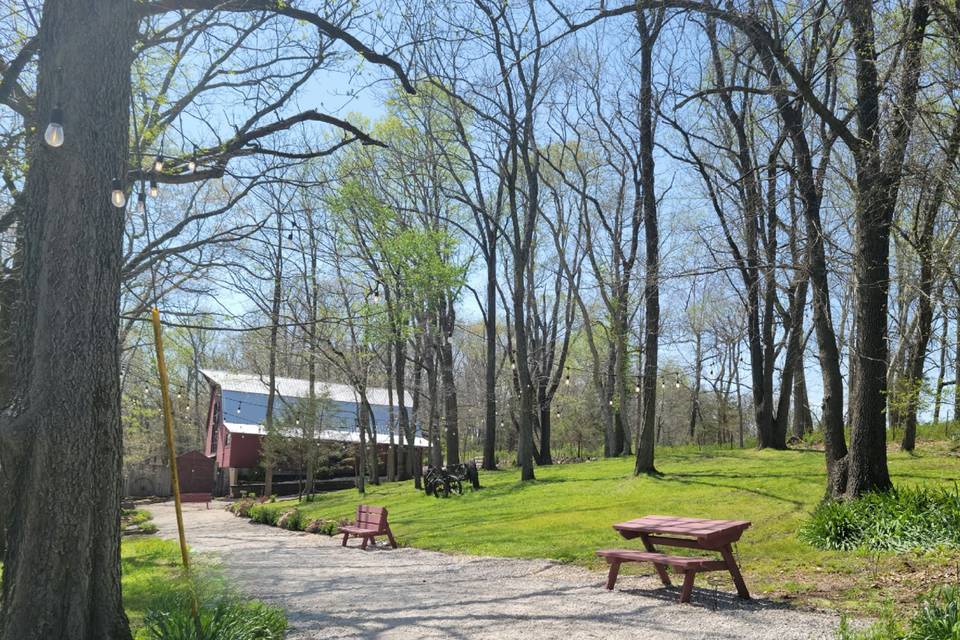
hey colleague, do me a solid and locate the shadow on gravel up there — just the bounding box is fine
[619,586,795,612]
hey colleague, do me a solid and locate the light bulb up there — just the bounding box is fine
[188,159,197,172]
[153,154,164,172]
[111,179,126,208]
[565,376,570,386]
[44,106,64,147]
[236,406,241,415]
[137,190,146,212]
[149,178,159,198]
[635,384,640,393]
[609,399,613,406]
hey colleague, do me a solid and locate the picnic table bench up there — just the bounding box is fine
[338,505,398,550]
[180,492,212,509]
[597,515,751,604]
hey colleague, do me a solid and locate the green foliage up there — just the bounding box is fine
[143,597,286,640]
[836,586,960,640]
[276,509,302,531]
[227,497,257,518]
[123,538,286,639]
[303,518,341,535]
[906,585,960,640]
[800,485,960,552]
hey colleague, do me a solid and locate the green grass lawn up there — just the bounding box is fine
[259,439,960,615]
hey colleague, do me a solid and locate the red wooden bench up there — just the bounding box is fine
[338,505,398,550]
[180,492,212,509]
[598,515,751,604]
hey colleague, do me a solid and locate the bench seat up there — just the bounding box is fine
[596,548,729,602]
[596,549,726,572]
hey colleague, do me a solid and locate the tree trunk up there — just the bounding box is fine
[931,311,948,426]
[441,300,460,466]
[0,1,136,636]
[482,234,498,470]
[634,9,660,474]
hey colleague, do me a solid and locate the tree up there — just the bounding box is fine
[0,1,412,635]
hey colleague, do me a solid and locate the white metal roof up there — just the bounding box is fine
[201,369,413,408]
[223,421,428,448]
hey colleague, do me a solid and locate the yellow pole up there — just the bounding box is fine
[152,307,201,632]
[151,307,191,573]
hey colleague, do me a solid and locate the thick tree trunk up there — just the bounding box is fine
[634,10,660,474]
[0,1,136,637]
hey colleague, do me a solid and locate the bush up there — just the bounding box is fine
[142,592,286,640]
[905,585,960,640]
[836,586,960,640]
[227,498,257,519]
[304,519,339,536]
[276,509,301,531]
[248,503,282,526]
[800,485,960,552]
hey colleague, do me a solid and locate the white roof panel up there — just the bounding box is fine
[202,369,413,408]
[223,420,428,447]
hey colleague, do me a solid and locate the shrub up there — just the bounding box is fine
[905,585,960,640]
[800,485,960,552]
[276,509,301,531]
[227,498,257,519]
[304,519,339,536]
[248,503,281,526]
[142,593,286,640]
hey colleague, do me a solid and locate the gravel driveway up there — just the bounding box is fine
[146,502,841,640]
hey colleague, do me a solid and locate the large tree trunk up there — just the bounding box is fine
[0,1,136,636]
[634,9,660,474]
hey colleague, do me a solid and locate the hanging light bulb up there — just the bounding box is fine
[608,398,613,407]
[153,154,164,172]
[556,408,561,418]
[511,361,516,371]
[287,232,293,241]
[44,105,64,147]
[295,416,301,426]
[676,373,681,389]
[635,381,641,393]
[188,146,197,172]
[660,377,665,389]
[110,178,126,208]
[149,177,159,198]
[137,188,146,212]
[373,286,381,303]
[236,401,242,416]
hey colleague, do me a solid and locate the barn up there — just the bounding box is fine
[201,369,427,495]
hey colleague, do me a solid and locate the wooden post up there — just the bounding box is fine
[152,307,201,629]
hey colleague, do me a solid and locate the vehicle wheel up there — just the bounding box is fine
[450,478,463,495]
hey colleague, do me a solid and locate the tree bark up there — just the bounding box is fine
[482,234,498,470]
[0,1,137,637]
[634,8,661,474]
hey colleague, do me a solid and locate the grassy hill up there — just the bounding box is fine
[255,439,960,615]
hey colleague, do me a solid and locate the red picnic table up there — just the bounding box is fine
[596,515,751,604]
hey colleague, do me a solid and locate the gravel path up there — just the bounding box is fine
[146,502,841,640]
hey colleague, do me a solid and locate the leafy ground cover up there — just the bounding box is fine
[246,436,960,617]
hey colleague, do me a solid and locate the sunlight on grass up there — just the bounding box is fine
[257,442,959,614]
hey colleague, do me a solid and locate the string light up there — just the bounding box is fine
[44,105,64,147]
[608,398,613,407]
[153,154,164,172]
[149,177,159,198]
[675,373,681,389]
[137,188,146,212]
[110,179,126,208]
[373,286,381,304]
[236,401,242,416]
[187,146,197,172]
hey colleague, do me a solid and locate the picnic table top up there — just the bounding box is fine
[613,515,751,542]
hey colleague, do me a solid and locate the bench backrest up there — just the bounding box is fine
[356,505,388,532]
